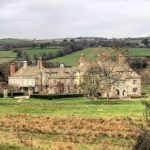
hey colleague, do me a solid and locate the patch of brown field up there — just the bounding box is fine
[0,114,143,150]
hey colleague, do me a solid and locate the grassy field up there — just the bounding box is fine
[0,58,16,64]
[0,47,149,66]
[128,48,150,57]
[49,48,102,66]
[0,98,147,150]
[0,50,17,64]
[24,46,63,59]
[50,47,150,66]
[0,50,16,58]
[0,98,144,118]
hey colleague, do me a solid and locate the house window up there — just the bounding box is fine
[53,80,56,84]
[133,80,137,84]
[65,72,69,76]
[133,88,137,93]
[51,72,58,76]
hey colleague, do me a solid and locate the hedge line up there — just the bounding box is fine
[30,94,84,100]
[0,94,3,98]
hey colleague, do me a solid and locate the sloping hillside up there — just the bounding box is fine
[0,50,17,64]
[49,47,150,66]
[49,48,103,66]
[24,46,63,59]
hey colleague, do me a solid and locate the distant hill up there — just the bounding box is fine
[0,37,150,65]
[50,47,150,66]
[49,48,99,66]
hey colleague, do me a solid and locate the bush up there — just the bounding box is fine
[127,94,142,98]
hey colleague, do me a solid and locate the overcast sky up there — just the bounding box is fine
[0,0,150,39]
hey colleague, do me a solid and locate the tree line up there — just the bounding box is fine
[1,37,150,51]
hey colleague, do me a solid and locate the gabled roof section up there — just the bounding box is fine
[13,66,41,77]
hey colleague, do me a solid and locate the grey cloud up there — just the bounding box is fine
[0,0,150,39]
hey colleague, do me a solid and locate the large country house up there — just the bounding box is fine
[8,53,141,98]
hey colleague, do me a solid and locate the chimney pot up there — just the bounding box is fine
[119,53,125,65]
[101,52,106,62]
[80,54,85,62]
[37,57,43,69]
[23,61,27,68]
[10,63,16,76]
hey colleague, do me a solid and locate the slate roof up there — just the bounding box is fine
[11,57,141,79]
[13,66,41,77]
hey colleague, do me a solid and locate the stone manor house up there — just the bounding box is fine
[8,52,141,98]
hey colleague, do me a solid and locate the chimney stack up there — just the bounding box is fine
[10,63,16,76]
[37,57,43,69]
[97,54,101,62]
[23,61,27,68]
[101,52,106,62]
[118,53,125,65]
[78,54,85,67]
[80,54,85,63]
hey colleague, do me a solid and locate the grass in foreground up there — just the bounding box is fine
[0,98,144,118]
[0,98,146,150]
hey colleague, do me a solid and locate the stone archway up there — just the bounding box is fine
[113,86,122,98]
[112,85,127,98]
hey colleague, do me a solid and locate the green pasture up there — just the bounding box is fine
[0,50,16,58]
[0,98,145,119]
[49,48,101,66]
[0,97,148,150]
[128,48,150,57]
[0,47,149,66]
[23,46,63,59]
[0,50,17,64]
[50,47,150,66]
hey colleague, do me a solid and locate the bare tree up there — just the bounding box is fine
[98,61,121,102]
[81,64,102,100]
[81,48,123,103]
